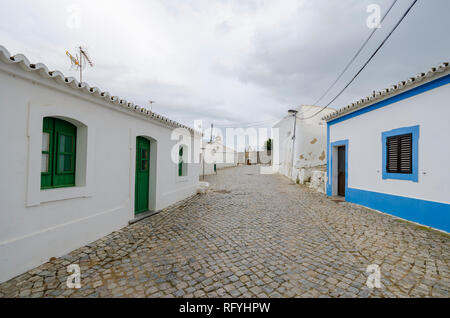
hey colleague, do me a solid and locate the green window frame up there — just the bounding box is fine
[138,141,150,173]
[178,146,184,177]
[41,117,77,189]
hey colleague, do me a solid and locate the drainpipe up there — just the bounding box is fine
[201,128,205,181]
[288,109,298,180]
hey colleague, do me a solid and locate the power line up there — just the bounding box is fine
[242,120,279,128]
[312,0,398,107]
[300,0,418,121]
[214,119,274,127]
[213,118,277,128]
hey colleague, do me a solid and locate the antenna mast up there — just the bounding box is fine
[66,46,94,82]
[149,101,155,112]
[79,49,82,83]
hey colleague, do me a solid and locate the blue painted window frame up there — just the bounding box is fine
[382,125,419,182]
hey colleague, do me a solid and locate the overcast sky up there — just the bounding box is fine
[0,0,449,131]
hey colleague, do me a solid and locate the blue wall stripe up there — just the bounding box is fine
[328,140,348,197]
[326,124,331,196]
[346,188,450,233]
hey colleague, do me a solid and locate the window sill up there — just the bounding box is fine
[41,184,75,190]
[382,172,418,182]
[176,176,189,183]
[38,186,92,205]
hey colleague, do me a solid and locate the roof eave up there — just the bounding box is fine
[322,62,450,122]
[0,45,202,136]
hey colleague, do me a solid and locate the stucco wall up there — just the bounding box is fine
[0,64,201,282]
[273,105,333,180]
[200,141,238,176]
[328,82,450,204]
[237,152,246,165]
[327,77,450,232]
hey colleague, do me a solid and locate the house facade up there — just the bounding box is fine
[237,148,271,166]
[324,62,450,233]
[273,105,334,181]
[0,46,202,283]
[200,136,238,176]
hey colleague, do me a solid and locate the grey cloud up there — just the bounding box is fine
[0,0,448,129]
[235,0,450,108]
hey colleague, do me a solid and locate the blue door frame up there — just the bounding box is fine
[327,140,348,197]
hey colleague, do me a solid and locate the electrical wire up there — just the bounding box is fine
[311,0,398,107]
[299,0,418,121]
[213,118,277,128]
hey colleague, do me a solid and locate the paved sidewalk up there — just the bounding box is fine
[0,165,448,298]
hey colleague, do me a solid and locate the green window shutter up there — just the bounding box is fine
[139,138,150,172]
[41,117,54,188]
[178,146,183,177]
[41,117,77,189]
[53,119,76,187]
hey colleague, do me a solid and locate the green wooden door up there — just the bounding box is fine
[135,137,150,215]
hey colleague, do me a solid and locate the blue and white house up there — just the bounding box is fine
[323,62,450,233]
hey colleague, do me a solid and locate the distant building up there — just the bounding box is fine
[201,136,238,176]
[273,105,334,181]
[245,147,258,165]
[238,151,246,165]
[237,147,271,166]
[324,62,450,232]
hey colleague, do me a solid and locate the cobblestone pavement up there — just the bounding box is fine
[1,165,449,298]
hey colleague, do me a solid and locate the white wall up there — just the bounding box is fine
[247,152,258,165]
[274,105,333,180]
[0,63,201,282]
[329,83,450,204]
[237,152,246,165]
[200,140,238,176]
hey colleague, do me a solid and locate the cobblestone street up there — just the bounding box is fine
[1,165,449,298]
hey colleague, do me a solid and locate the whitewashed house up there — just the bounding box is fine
[0,46,202,282]
[273,105,334,183]
[237,151,246,165]
[237,147,269,166]
[244,148,259,165]
[324,62,450,233]
[200,136,238,176]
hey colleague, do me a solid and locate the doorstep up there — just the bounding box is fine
[330,196,346,203]
[128,210,161,225]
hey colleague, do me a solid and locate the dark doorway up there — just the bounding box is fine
[337,146,346,197]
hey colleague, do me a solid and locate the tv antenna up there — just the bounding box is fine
[149,100,156,112]
[66,46,94,82]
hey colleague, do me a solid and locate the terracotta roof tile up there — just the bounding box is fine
[323,62,449,121]
[0,45,201,135]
